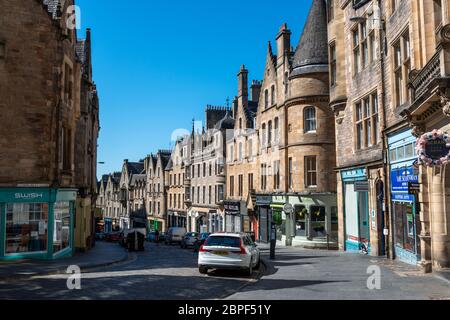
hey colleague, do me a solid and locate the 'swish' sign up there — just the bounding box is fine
[417,130,450,166]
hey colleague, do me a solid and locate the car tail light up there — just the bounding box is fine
[199,245,211,253]
[239,239,247,254]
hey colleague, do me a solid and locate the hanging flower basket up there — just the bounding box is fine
[416,129,450,167]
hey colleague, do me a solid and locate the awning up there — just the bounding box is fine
[270,203,285,211]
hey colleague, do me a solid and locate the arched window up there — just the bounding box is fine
[264,90,269,109]
[271,85,276,105]
[268,120,272,145]
[274,117,279,143]
[304,107,317,133]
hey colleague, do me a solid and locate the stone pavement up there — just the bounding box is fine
[0,241,129,282]
[226,244,450,300]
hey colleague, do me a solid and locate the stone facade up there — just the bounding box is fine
[0,0,99,259]
[186,107,232,233]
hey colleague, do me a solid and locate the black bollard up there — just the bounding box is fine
[270,223,276,260]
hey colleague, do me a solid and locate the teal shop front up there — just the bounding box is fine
[0,188,77,261]
[388,129,421,266]
[342,168,371,253]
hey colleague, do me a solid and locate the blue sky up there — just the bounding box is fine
[76,0,312,178]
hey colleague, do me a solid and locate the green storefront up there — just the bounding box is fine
[0,188,77,261]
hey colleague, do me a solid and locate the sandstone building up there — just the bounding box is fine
[0,0,99,260]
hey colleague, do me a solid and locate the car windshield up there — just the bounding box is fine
[186,232,198,237]
[204,236,241,248]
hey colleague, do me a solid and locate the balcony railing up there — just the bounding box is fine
[411,50,441,103]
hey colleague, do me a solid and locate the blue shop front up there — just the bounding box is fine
[388,129,421,266]
[342,168,371,253]
[0,188,76,261]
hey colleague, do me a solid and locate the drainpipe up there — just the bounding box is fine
[378,0,392,260]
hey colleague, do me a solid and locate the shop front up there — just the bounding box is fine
[148,217,164,232]
[167,211,187,229]
[273,194,338,249]
[342,168,370,253]
[208,210,224,233]
[388,129,421,266]
[0,188,76,261]
[224,201,243,233]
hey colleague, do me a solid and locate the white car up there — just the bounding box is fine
[198,233,260,276]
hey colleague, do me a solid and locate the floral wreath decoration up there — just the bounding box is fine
[416,129,450,167]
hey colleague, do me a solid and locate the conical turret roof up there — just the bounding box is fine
[291,0,328,77]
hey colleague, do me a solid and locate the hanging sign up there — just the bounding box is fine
[417,130,450,166]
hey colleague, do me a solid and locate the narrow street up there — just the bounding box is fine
[0,242,448,300]
[0,242,260,300]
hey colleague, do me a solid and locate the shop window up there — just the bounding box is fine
[295,205,307,237]
[54,203,71,255]
[6,203,49,254]
[310,206,326,237]
[394,202,416,252]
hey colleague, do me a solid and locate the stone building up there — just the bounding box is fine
[328,0,386,255]
[118,159,145,230]
[73,29,100,252]
[95,174,109,232]
[186,107,233,233]
[104,172,122,232]
[395,0,450,272]
[226,0,337,248]
[146,151,171,232]
[165,138,188,229]
[0,0,99,260]
[225,67,260,236]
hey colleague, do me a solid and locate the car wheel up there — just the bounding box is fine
[255,256,261,270]
[246,263,253,276]
[199,266,208,274]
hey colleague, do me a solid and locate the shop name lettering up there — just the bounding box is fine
[15,193,43,200]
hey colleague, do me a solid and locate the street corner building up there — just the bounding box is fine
[328,0,450,271]
[226,0,338,249]
[0,0,100,260]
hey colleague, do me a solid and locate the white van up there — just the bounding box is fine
[165,227,187,245]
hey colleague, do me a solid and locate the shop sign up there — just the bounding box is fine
[256,195,272,205]
[417,130,450,166]
[342,168,367,181]
[391,167,419,193]
[224,201,240,215]
[408,182,420,195]
[392,193,415,202]
[15,193,44,200]
[354,181,369,192]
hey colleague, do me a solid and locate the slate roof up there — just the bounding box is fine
[159,151,172,169]
[245,101,258,128]
[215,111,235,130]
[130,174,146,186]
[291,0,328,77]
[127,162,145,175]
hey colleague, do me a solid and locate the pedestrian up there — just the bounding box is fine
[155,229,160,246]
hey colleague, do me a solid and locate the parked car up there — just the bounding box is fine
[165,227,187,245]
[105,231,121,242]
[198,233,260,276]
[147,231,167,242]
[180,232,199,249]
[193,232,211,252]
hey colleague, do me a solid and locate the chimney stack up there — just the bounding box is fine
[250,80,262,103]
[276,23,291,65]
[237,65,249,106]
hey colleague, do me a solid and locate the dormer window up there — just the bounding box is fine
[271,85,276,105]
[264,90,269,109]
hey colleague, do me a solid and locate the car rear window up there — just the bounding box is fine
[204,236,241,247]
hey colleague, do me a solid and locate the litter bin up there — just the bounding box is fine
[127,231,145,252]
